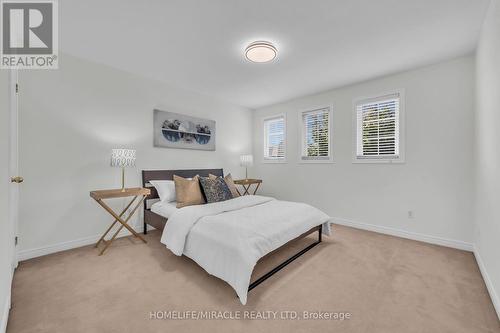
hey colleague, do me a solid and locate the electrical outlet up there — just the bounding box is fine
[408,210,414,219]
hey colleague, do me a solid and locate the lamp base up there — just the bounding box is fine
[121,167,126,192]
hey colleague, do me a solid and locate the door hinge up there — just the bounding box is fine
[15,83,19,93]
[15,236,18,246]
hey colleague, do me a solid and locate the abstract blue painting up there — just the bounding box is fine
[153,109,216,151]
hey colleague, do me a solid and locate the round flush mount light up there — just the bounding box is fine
[244,41,277,63]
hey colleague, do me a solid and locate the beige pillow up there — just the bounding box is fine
[173,175,205,208]
[209,173,240,198]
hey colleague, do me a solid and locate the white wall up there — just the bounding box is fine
[0,71,13,332]
[17,53,252,257]
[474,0,500,318]
[252,56,475,247]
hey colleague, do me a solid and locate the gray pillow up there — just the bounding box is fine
[199,176,233,203]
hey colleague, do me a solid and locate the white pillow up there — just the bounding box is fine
[149,180,176,203]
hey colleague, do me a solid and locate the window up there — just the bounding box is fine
[263,115,286,161]
[354,91,404,163]
[300,107,332,161]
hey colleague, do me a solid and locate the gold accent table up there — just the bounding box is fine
[90,187,150,255]
[233,178,262,196]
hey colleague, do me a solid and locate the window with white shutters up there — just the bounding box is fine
[263,115,286,160]
[354,92,403,162]
[301,107,331,161]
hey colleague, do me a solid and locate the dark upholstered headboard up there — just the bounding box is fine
[142,168,224,202]
[141,169,223,233]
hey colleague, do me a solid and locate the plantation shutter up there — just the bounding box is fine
[264,116,285,159]
[301,108,330,160]
[356,93,400,160]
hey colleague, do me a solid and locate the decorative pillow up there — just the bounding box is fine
[149,180,176,202]
[209,173,240,198]
[199,176,233,203]
[173,175,205,208]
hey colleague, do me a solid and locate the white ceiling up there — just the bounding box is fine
[60,0,490,109]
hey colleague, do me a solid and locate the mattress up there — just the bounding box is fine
[150,200,178,219]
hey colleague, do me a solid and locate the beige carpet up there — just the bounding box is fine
[7,225,500,333]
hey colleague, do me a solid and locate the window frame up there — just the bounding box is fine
[262,113,287,163]
[352,89,405,164]
[298,105,334,164]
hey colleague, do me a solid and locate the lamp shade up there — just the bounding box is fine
[110,149,136,168]
[240,154,254,167]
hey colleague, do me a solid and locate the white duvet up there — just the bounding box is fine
[160,195,331,304]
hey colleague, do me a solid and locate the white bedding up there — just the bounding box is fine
[151,201,178,218]
[160,195,331,305]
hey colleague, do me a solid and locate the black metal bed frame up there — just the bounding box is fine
[248,225,322,292]
[141,168,324,295]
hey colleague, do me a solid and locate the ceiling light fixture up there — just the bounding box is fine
[244,41,277,63]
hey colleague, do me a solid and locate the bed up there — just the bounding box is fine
[142,169,331,304]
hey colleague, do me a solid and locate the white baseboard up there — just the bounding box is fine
[473,246,500,320]
[332,217,473,252]
[20,218,473,261]
[0,281,11,333]
[17,223,155,262]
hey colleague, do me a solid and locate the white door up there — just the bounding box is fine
[9,70,19,270]
[0,69,19,332]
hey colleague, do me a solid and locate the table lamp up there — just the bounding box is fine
[111,149,136,191]
[240,154,253,180]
